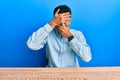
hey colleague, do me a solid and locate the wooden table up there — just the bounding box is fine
[0,67,120,80]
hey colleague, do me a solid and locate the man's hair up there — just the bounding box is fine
[54,5,71,15]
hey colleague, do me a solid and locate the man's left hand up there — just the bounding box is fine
[56,23,73,38]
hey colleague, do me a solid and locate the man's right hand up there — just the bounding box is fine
[49,9,71,28]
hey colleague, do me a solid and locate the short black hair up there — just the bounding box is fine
[54,5,71,15]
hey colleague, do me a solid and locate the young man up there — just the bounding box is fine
[27,5,92,67]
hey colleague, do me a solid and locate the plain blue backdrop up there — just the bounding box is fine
[0,0,120,67]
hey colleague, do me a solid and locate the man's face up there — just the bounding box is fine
[65,12,71,27]
[56,12,71,28]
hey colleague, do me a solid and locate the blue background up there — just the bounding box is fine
[0,0,120,67]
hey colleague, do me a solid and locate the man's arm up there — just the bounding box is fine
[27,24,53,50]
[55,22,92,62]
[69,31,92,62]
[27,9,70,50]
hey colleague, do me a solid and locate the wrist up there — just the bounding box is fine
[68,35,74,42]
[66,32,73,38]
[49,20,57,28]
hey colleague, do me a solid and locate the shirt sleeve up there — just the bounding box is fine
[27,23,53,50]
[69,31,92,62]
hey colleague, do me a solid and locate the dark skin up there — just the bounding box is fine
[49,9,73,38]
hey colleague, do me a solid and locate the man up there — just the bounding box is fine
[27,5,92,67]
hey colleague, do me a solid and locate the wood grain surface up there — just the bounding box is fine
[0,67,120,80]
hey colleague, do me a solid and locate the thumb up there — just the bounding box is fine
[55,9,60,16]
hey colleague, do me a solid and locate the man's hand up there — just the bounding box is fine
[57,23,73,38]
[49,9,71,28]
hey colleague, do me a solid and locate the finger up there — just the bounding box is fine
[65,22,69,27]
[60,15,71,20]
[62,18,71,21]
[65,18,71,24]
[61,17,71,21]
[61,16,71,20]
[57,29,63,34]
[65,22,70,26]
[64,14,71,18]
[57,29,64,34]
[61,20,66,24]
[55,9,60,16]
[60,12,70,15]
[62,23,67,29]
[60,14,71,18]
[57,27,64,31]
[57,26,65,31]
[61,15,71,19]
[61,19,71,24]
[64,15,71,18]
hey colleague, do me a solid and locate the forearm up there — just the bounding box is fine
[69,37,92,62]
[27,23,53,50]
